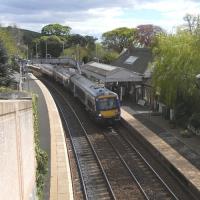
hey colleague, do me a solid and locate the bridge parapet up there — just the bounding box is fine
[31,58,77,66]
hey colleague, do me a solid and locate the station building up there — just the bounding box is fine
[112,47,153,105]
[82,48,153,104]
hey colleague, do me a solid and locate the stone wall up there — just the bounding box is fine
[0,100,36,200]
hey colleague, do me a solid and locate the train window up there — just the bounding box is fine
[76,87,85,100]
[87,99,94,110]
[97,97,117,110]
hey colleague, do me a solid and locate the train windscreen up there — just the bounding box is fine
[97,97,118,110]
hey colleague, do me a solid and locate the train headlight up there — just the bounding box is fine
[98,113,102,117]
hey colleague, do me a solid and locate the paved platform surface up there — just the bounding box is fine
[122,105,200,169]
[121,105,200,197]
[26,74,73,200]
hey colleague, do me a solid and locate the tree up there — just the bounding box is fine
[152,32,200,120]
[0,41,14,86]
[102,27,136,52]
[66,34,87,47]
[84,35,97,49]
[66,34,97,49]
[35,35,63,58]
[135,24,164,47]
[91,43,119,64]
[182,14,200,35]
[0,28,18,56]
[41,24,71,36]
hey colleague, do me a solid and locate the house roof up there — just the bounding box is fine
[112,48,152,74]
[81,61,142,83]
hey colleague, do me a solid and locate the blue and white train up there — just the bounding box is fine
[31,64,121,121]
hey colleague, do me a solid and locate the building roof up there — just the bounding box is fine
[81,61,142,83]
[112,48,152,74]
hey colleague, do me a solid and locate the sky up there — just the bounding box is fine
[0,0,200,39]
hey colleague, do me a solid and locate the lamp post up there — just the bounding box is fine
[95,43,99,63]
[35,43,38,59]
[62,41,65,57]
[19,58,23,91]
[27,45,29,60]
[45,41,47,61]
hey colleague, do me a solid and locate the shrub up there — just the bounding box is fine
[32,94,48,199]
[188,113,200,129]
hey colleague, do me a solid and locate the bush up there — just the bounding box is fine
[175,102,191,128]
[188,113,200,129]
[32,94,48,199]
[180,129,193,138]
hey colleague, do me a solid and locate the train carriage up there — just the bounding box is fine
[37,64,121,122]
[70,74,120,121]
[40,64,54,77]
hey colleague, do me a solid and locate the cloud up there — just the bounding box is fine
[0,0,199,37]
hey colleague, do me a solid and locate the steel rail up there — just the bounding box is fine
[56,102,89,200]
[120,131,179,200]
[43,79,117,200]
[103,131,150,200]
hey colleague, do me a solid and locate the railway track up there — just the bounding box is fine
[102,126,179,199]
[42,78,146,199]
[47,82,115,200]
[38,74,195,200]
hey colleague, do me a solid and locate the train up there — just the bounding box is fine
[33,64,121,121]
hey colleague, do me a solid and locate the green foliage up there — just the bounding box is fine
[41,23,71,36]
[66,34,97,49]
[0,86,14,92]
[188,113,200,129]
[152,32,200,109]
[32,95,48,199]
[93,43,119,64]
[64,46,90,62]
[101,51,119,64]
[181,14,200,35]
[0,41,15,86]
[0,28,18,56]
[33,35,63,58]
[102,27,136,52]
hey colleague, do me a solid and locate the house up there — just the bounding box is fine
[112,47,154,105]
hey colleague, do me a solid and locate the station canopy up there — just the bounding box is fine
[81,61,143,83]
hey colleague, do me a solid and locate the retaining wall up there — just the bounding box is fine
[0,99,36,200]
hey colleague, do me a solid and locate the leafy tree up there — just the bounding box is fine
[101,51,119,64]
[102,27,136,52]
[0,41,14,86]
[92,43,119,64]
[64,45,90,62]
[66,34,87,47]
[152,32,200,114]
[41,23,71,36]
[33,35,63,58]
[135,24,164,47]
[0,28,18,56]
[84,35,97,49]
[181,14,200,35]
[66,34,97,49]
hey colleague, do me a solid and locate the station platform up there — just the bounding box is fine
[121,105,200,199]
[28,74,73,200]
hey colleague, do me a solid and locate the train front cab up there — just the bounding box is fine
[95,95,121,122]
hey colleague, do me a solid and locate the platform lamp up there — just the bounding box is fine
[196,74,200,89]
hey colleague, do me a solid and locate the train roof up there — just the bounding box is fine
[40,64,54,71]
[70,74,117,98]
[56,66,75,77]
